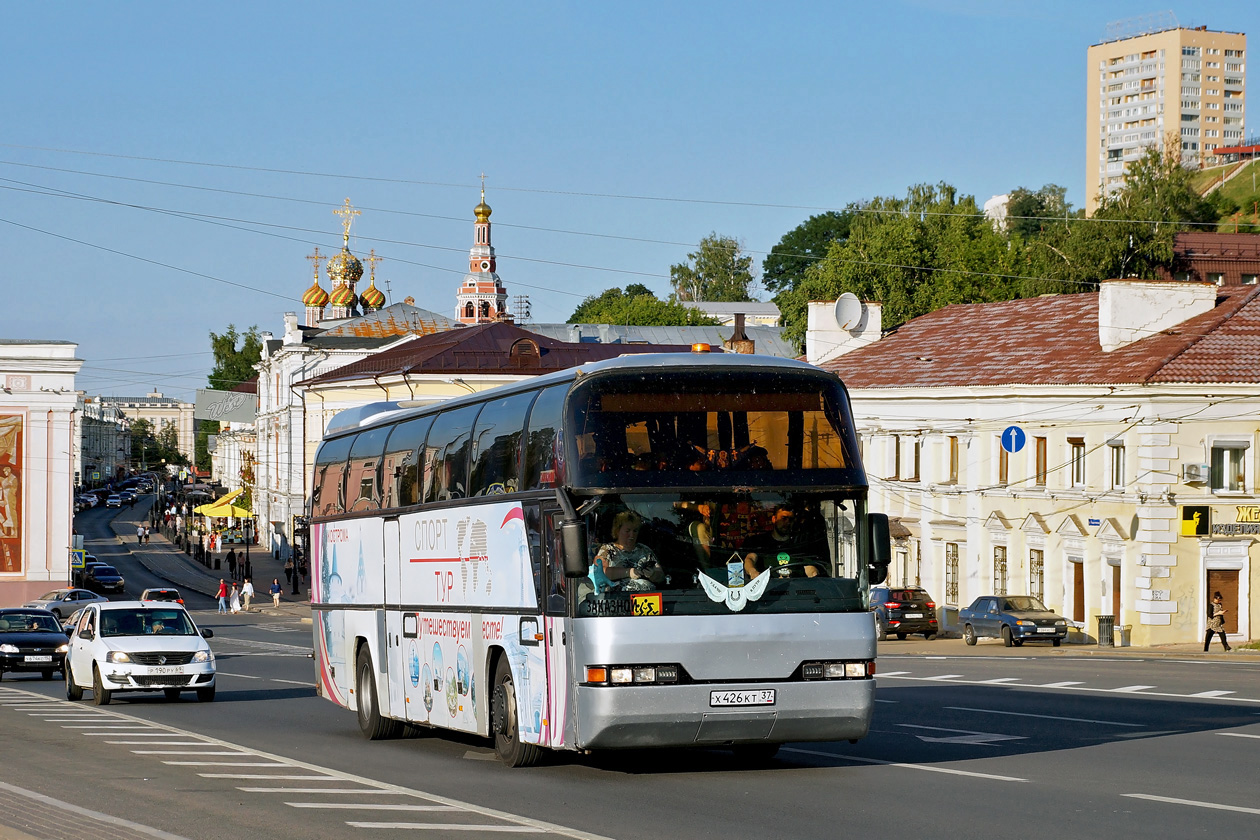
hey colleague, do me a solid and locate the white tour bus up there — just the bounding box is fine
[309,352,890,766]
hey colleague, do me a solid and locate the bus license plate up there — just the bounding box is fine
[24,655,52,663]
[710,690,775,707]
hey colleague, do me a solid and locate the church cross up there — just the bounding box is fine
[306,247,323,281]
[333,197,360,245]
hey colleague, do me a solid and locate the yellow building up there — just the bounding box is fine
[820,280,1258,647]
[1086,21,1245,215]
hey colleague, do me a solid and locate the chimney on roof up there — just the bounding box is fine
[1098,278,1216,352]
[283,312,302,346]
[806,298,882,365]
[723,313,756,354]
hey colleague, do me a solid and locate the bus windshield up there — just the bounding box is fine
[573,492,866,618]
[566,369,864,490]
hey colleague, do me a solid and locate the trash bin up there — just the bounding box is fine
[1097,615,1115,647]
[1116,625,1132,647]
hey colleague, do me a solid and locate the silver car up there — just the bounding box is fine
[65,601,216,705]
[23,589,110,620]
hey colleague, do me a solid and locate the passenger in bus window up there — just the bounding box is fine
[743,507,828,580]
[685,503,714,567]
[593,511,664,592]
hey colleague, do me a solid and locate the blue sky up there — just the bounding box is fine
[2,1,1254,399]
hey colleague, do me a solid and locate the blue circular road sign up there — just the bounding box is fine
[1001,426,1026,453]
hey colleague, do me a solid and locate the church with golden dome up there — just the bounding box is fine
[455,184,510,325]
[302,198,391,326]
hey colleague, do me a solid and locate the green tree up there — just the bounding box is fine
[1006,184,1070,239]
[568,286,719,326]
[156,421,188,466]
[761,209,856,295]
[669,233,756,302]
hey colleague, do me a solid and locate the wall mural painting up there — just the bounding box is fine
[0,415,22,574]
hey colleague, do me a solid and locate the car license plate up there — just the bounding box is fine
[904,613,923,618]
[710,690,775,707]
[24,655,52,663]
[149,666,182,675]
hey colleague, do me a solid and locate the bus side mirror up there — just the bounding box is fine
[560,520,589,578]
[868,513,890,585]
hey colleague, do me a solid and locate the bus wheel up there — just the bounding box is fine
[492,659,541,767]
[356,653,402,740]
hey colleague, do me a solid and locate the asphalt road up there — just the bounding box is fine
[3,507,1255,839]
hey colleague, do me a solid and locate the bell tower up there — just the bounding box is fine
[456,175,508,324]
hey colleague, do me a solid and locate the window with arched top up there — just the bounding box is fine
[464,302,475,318]
[479,301,491,317]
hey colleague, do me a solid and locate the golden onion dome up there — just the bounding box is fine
[326,247,364,285]
[329,283,357,308]
[474,199,492,222]
[302,280,330,307]
[359,281,386,311]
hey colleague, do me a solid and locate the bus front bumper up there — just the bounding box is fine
[574,679,874,750]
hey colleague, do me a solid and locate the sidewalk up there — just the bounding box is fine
[108,501,311,624]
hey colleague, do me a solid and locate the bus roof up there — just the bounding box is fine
[322,353,837,439]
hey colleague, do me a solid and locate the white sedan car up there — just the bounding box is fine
[65,601,216,705]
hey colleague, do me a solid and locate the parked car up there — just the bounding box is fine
[105,494,123,508]
[65,601,216,705]
[959,595,1069,647]
[23,589,110,619]
[871,585,939,640]
[85,565,125,594]
[140,588,184,605]
[0,608,71,680]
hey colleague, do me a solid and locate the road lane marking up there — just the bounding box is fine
[238,787,407,794]
[782,747,1028,782]
[347,823,544,832]
[979,678,1021,684]
[200,774,335,779]
[1037,681,1084,688]
[1218,732,1260,739]
[131,750,253,755]
[898,724,1026,745]
[876,674,1260,704]
[1110,685,1156,693]
[109,740,213,745]
[877,671,910,677]
[1123,794,1260,815]
[271,678,316,686]
[944,707,1143,726]
[288,804,462,811]
[0,780,192,839]
[1190,690,1236,698]
[164,761,291,766]
[922,674,964,681]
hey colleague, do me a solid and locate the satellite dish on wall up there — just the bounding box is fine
[834,292,863,330]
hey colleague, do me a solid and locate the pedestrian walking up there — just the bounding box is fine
[269,578,282,607]
[229,583,241,614]
[1204,591,1232,651]
[227,548,237,581]
[143,525,151,544]
[284,558,294,584]
[241,578,254,611]
[216,579,228,613]
[136,524,145,544]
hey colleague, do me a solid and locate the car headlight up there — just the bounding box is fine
[191,650,212,663]
[1015,620,1036,626]
[0,644,18,654]
[106,651,131,663]
[56,644,69,653]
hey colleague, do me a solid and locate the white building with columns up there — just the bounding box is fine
[1,340,83,605]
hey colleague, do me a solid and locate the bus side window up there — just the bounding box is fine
[470,391,536,497]
[311,436,353,517]
[523,503,546,608]
[424,404,482,503]
[524,385,567,489]
[347,426,390,511]
[381,416,433,509]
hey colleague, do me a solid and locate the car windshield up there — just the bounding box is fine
[1004,596,1049,612]
[38,590,68,600]
[93,566,118,576]
[0,612,61,632]
[100,609,197,637]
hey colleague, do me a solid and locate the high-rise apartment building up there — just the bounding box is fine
[1086,20,1245,215]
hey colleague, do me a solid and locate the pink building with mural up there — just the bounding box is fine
[0,340,82,605]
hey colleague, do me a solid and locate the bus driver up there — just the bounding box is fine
[593,511,665,592]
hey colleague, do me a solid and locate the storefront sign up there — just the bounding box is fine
[1181,505,1260,537]
[194,388,258,423]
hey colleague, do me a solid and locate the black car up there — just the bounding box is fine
[86,564,126,594]
[0,609,70,680]
[871,585,939,640]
